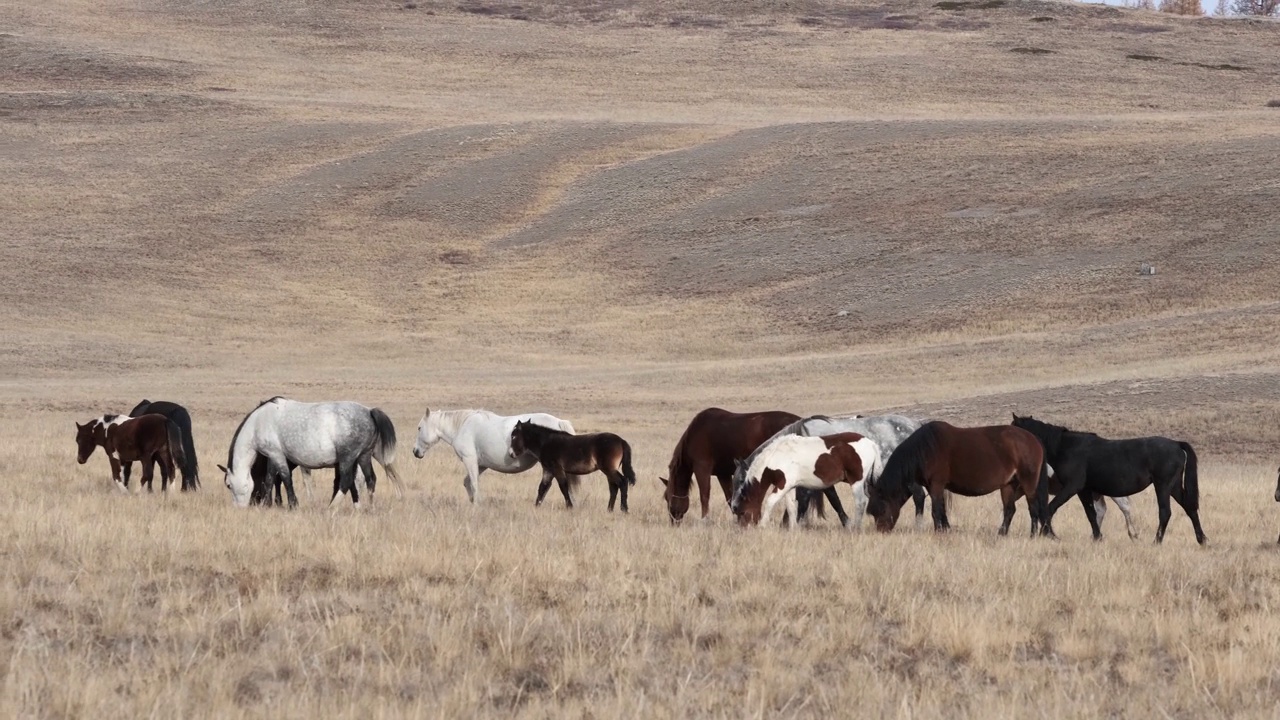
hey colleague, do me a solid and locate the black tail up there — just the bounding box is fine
[1177,441,1199,512]
[370,408,405,497]
[166,420,188,489]
[176,409,199,490]
[621,441,637,486]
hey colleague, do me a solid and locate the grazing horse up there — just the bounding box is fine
[866,421,1047,535]
[130,399,200,491]
[218,397,402,509]
[730,432,878,527]
[661,408,844,524]
[412,408,576,503]
[510,420,636,511]
[734,414,929,529]
[75,414,187,494]
[1012,415,1205,544]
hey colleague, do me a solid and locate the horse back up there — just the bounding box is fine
[936,423,1042,478]
[111,414,172,460]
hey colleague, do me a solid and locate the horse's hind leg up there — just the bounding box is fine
[358,455,377,504]
[930,486,949,531]
[998,486,1017,536]
[141,460,155,493]
[279,461,299,510]
[607,478,618,512]
[1154,485,1173,543]
[823,487,850,528]
[1170,485,1207,545]
[554,473,574,509]
[1111,496,1140,540]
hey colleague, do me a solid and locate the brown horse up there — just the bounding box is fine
[510,420,637,512]
[866,421,1047,535]
[731,432,877,527]
[661,408,831,523]
[75,414,187,493]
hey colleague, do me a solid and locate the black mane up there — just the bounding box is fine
[226,396,286,468]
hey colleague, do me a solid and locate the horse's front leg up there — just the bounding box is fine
[141,460,155,494]
[930,485,948,531]
[851,480,868,531]
[534,468,555,506]
[760,486,792,527]
[693,465,714,519]
[1077,491,1102,540]
[910,482,927,530]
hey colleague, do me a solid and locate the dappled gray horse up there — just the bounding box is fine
[219,397,401,509]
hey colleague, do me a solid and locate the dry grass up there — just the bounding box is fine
[4,0,1280,716]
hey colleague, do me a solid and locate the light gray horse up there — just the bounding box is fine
[412,408,575,503]
[733,414,926,529]
[219,397,402,509]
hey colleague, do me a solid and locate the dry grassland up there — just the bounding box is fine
[3,0,1280,717]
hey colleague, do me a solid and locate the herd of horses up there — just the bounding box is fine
[74,398,1274,542]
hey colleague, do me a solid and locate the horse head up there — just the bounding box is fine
[509,420,529,457]
[731,466,784,527]
[864,477,901,532]
[413,407,435,459]
[74,420,98,464]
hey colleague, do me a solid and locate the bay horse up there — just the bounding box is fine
[661,408,844,524]
[510,420,636,511]
[1012,415,1205,544]
[735,414,930,529]
[218,397,402,509]
[730,432,878,527]
[866,421,1047,535]
[413,408,576,503]
[130,399,200,491]
[75,414,187,493]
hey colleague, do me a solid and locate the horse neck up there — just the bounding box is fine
[230,411,264,478]
[429,409,477,446]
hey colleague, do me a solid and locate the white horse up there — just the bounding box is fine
[412,408,575,503]
[730,433,880,527]
[218,397,402,509]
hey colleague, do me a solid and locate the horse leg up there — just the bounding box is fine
[358,455,377,505]
[1154,485,1173,543]
[998,485,1017,536]
[607,477,619,512]
[159,451,175,494]
[693,465,714,520]
[535,468,555,506]
[1077,491,1102,541]
[1112,496,1140,540]
[796,490,812,524]
[281,461,301,510]
[554,472,574,509]
[1170,484,1208,546]
[910,482,927,530]
[1039,475,1083,538]
[851,480,868,531]
[823,486,850,528]
[141,460,155,494]
[930,485,948,531]
[119,461,132,492]
[298,466,313,502]
[461,454,482,503]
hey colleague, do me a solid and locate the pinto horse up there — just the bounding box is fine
[730,432,878,527]
[660,408,844,523]
[130,399,200,491]
[510,420,636,511]
[866,421,1047,535]
[1012,415,1205,544]
[75,414,188,493]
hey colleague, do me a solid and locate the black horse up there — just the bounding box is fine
[129,399,200,491]
[1012,414,1205,544]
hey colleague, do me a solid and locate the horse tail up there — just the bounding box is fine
[165,420,188,489]
[370,408,406,497]
[559,418,576,435]
[176,408,199,490]
[621,440,637,486]
[1178,441,1199,512]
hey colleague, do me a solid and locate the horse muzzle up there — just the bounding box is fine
[412,446,425,459]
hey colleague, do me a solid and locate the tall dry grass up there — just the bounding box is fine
[4,408,1280,718]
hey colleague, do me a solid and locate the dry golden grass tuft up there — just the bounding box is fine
[4,0,1280,715]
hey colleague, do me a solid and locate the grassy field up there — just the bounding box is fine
[3,0,1280,717]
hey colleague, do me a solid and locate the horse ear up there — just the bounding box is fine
[658,476,668,486]
[75,421,83,430]
[217,464,228,474]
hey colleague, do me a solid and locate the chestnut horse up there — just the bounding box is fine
[75,414,187,493]
[866,421,1047,535]
[731,432,878,526]
[660,408,843,523]
[510,420,637,512]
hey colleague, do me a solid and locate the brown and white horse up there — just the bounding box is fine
[510,420,637,512]
[866,421,1047,535]
[75,414,187,493]
[730,432,879,527]
[660,408,844,524]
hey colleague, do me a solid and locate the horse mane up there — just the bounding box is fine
[226,396,286,468]
[875,422,941,501]
[516,420,570,439]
